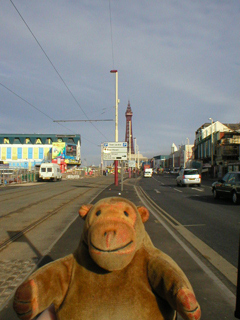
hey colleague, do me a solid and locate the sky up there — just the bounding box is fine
[0,1,239,166]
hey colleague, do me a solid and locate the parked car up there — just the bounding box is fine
[176,168,201,187]
[212,172,240,204]
[170,167,180,174]
[164,168,171,174]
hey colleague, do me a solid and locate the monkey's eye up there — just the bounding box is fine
[96,210,101,216]
[124,211,129,217]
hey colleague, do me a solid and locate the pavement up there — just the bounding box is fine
[0,176,238,319]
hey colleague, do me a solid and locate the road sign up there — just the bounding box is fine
[102,142,128,160]
[103,142,127,148]
[128,160,136,168]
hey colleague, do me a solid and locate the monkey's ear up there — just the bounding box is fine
[79,204,93,220]
[137,206,149,223]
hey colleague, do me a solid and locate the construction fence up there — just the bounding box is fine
[0,167,103,186]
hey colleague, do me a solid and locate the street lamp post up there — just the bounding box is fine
[137,145,139,170]
[134,137,136,177]
[171,145,175,169]
[186,137,190,168]
[209,118,214,166]
[110,70,119,186]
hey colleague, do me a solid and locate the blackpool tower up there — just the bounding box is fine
[125,101,135,154]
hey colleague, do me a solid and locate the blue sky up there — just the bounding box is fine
[0,1,239,165]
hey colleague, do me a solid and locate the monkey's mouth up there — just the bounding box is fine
[90,240,133,253]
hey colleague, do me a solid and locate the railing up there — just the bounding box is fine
[0,168,103,186]
[0,169,39,186]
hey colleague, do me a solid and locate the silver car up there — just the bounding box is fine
[176,169,201,187]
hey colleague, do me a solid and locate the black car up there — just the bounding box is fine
[212,172,240,204]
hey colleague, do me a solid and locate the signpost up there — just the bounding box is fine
[103,142,127,161]
[128,160,135,168]
[103,142,127,191]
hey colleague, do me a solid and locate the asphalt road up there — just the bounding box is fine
[139,173,239,269]
[0,174,238,319]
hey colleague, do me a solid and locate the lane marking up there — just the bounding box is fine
[183,224,206,227]
[191,187,203,192]
[135,185,236,304]
[152,176,165,186]
[154,189,161,194]
[174,188,182,192]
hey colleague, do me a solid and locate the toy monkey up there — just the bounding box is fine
[14,197,201,320]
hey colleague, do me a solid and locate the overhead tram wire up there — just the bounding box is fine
[9,0,110,142]
[54,120,113,122]
[0,82,100,147]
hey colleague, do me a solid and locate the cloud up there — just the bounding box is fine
[0,0,239,165]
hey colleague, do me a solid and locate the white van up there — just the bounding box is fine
[39,163,62,181]
[144,168,153,178]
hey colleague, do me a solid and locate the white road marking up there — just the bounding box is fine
[135,185,237,299]
[191,187,203,192]
[183,224,206,227]
[154,189,161,193]
[174,188,182,192]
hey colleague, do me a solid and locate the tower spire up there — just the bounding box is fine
[125,101,135,154]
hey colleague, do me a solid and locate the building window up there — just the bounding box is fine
[17,148,22,159]
[28,148,33,159]
[7,147,11,159]
[39,148,44,159]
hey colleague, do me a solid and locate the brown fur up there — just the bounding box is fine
[13,197,201,320]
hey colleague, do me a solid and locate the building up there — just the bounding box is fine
[152,155,170,169]
[0,134,81,169]
[169,144,194,169]
[194,121,240,176]
[151,121,240,177]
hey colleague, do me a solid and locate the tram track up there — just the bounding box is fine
[0,187,94,251]
[0,176,114,253]
[0,186,46,203]
[0,187,80,219]
[0,179,106,219]
[0,179,104,203]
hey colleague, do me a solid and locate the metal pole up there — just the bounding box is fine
[101,143,103,176]
[110,70,119,186]
[209,118,214,166]
[137,145,139,170]
[121,161,123,192]
[134,137,136,178]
